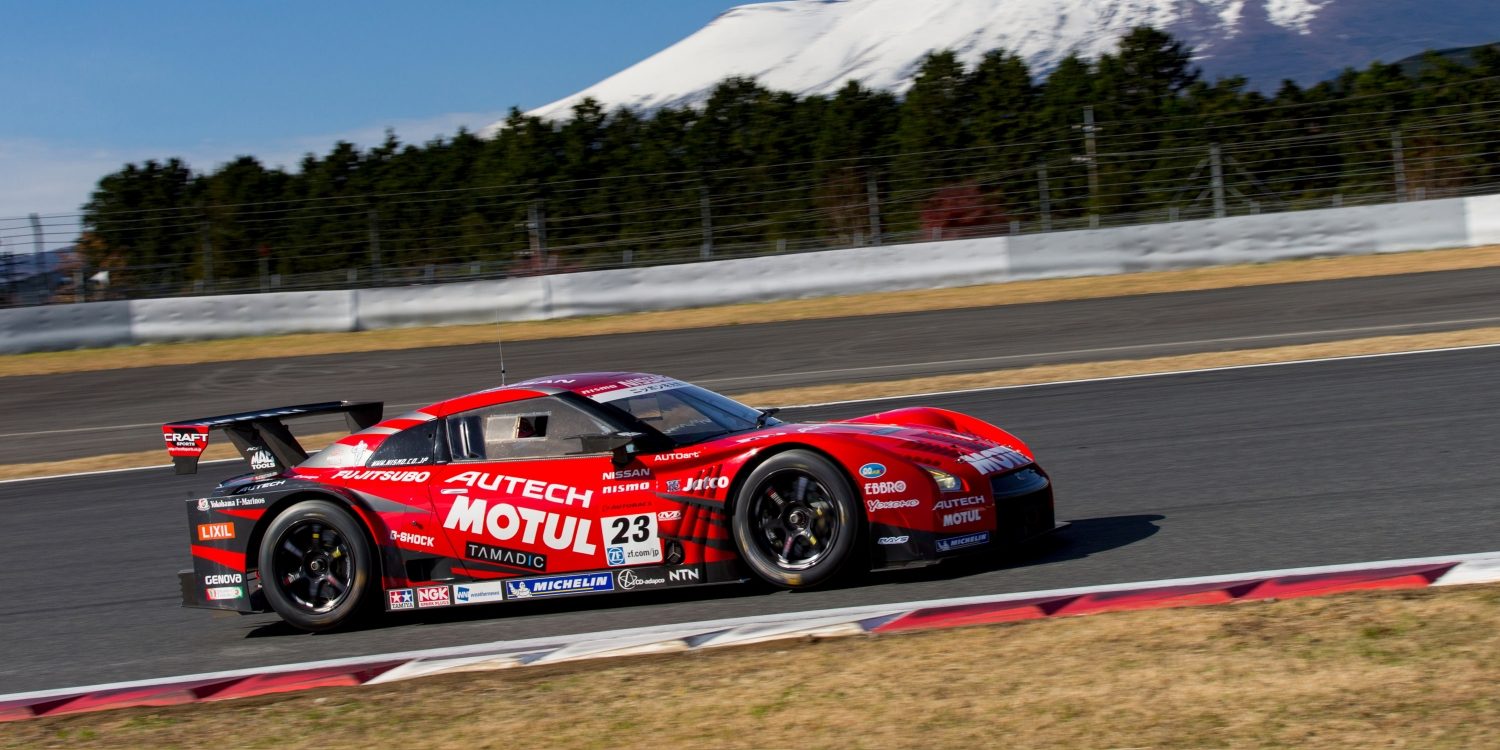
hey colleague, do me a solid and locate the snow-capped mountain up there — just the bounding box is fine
[506,0,1500,126]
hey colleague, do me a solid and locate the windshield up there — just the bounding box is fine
[601,384,773,445]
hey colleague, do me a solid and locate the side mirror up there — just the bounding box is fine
[576,432,644,466]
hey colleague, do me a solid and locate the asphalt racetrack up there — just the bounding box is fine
[3,266,1500,464]
[4,345,1499,694]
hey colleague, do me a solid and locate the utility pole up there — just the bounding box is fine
[699,186,713,259]
[200,222,214,293]
[1209,143,1226,219]
[1391,130,1408,202]
[1037,162,1053,232]
[527,200,548,263]
[368,209,382,282]
[866,170,882,246]
[1076,106,1101,212]
[28,213,44,280]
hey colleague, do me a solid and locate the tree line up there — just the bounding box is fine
[78,28,1500,291]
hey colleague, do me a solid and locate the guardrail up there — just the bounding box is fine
[1,193,1494,355]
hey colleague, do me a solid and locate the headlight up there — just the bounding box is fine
[922,466,965,492]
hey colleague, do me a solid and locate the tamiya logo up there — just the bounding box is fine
[657,510,682,522]
[936,532,990,552]
[388,588,415,610]
[505,573,614,599]
[606,547,627,566]
[416,585,451,608]
[864,481,907,495]
[859,463,886,479]
[958,445,1029,475]
[197,522,235,541]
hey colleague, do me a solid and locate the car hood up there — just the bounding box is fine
[757,420,1033,471]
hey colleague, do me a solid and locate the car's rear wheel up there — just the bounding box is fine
[258,499,375,632]
[731,450,861,588]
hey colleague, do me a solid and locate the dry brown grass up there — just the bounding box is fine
[4,244,1499,379]
[6,585,1499,749]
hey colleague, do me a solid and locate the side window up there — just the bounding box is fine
[446,397,614,461]
[367,422,443,467]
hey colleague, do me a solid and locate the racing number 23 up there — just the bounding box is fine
[609,515,651,544]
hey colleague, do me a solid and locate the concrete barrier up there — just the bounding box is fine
[0,300,132,354]
[4,193,1495,354]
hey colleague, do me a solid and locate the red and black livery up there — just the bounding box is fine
[170,373,1060,631]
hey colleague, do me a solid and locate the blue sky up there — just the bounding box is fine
[0,0,737,224]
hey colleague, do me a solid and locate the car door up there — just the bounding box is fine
[426,395,662,583]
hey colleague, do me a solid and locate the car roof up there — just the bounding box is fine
[420,372,680,418]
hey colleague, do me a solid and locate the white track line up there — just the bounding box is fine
[7,341,1500,486]
[5,549,1498,703]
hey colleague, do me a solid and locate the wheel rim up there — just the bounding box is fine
[270,519,354,614]
[747,469,842,571]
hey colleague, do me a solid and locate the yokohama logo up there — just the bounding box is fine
[866,499,920,512]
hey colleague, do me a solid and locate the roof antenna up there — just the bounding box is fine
[498,324,507,387]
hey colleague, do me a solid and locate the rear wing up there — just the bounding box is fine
[163,401,383,475]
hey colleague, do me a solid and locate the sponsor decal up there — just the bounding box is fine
[876,535,910,545]
[616,569,667,590]
[416,585,451,608]
[389,530,436,548]
[680,475,728,492]
[863,480,908,495]
[370,457,428,467]
[388,588,415,610]
[244,480,286,492]
[348,441,373,467]
[866,499,921,512]
[859,463,887,479]
[651,451,701,463]
[249,449,276,471]
[665,479,682,492]
[205,496,265,510]
[590,376,688,403]
[932,495,985,511]
[445,471,594,508]
[332,469,431,482]
[518,377,577,385]
[602,513,662,566]
[667,567,700,583]
[204,573,243,585]
[205,586,242,601]
[197,522,235,541]
[657,510,682,522]
[164,426,209,456]
[578,385,616,396]
[936,531,990,552]
[505,572,614,599]
[453,581,508,605]
[465,541,547,572]
[942,509,983,527]
[602,481,651,495]
[603,468,652,480]
[443,496,597,554]
[958,445,1030,475]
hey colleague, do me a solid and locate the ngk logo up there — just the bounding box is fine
[197,523,234,541]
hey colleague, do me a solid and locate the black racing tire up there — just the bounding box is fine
[731,449,862,588]
[258,499,377,632]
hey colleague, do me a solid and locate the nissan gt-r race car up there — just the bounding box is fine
[166,373,1059,631]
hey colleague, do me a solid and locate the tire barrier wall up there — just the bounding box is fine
[0,194,1492,353]
[3,550,1497,722]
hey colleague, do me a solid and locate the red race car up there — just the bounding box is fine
[167,373,1059,631]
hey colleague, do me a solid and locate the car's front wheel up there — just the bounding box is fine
[731,450,861,588]
[258,499,376,632]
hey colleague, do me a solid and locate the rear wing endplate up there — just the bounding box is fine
[163,401,383,475]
